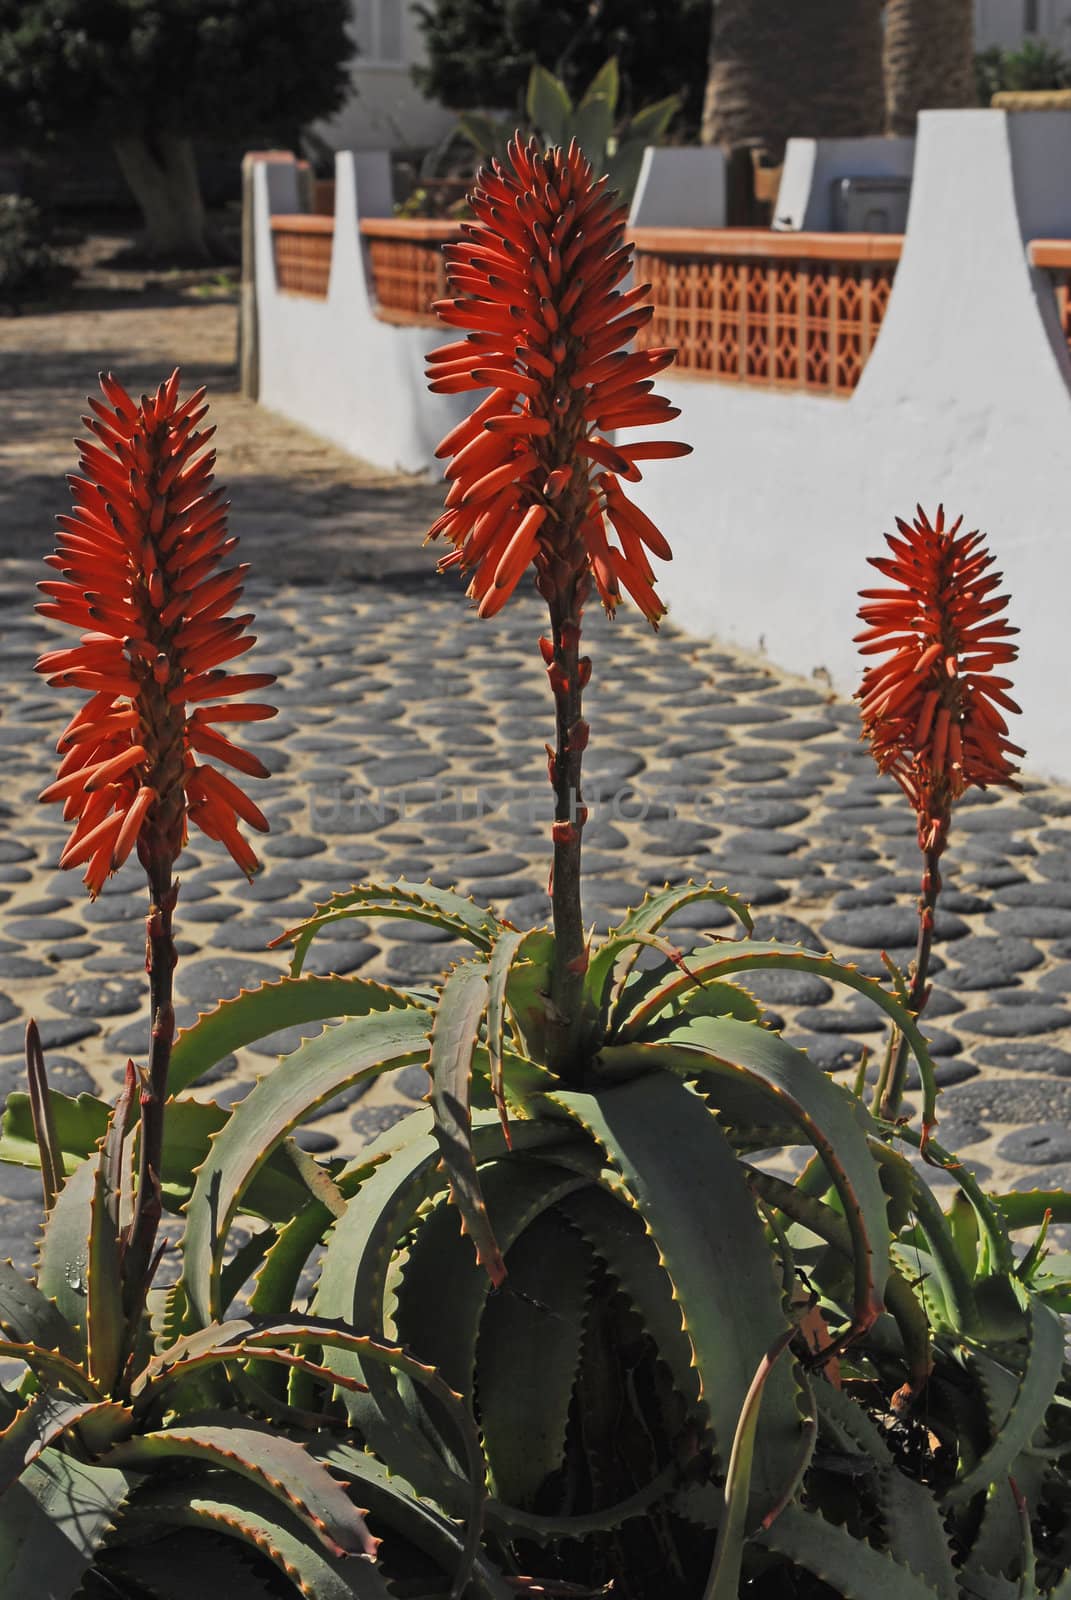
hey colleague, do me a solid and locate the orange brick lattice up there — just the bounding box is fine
[1026,242,1071,362]
[633,239,899,397]
[366,238,450,322]
[271,218,334,298]
[1057,272,1071,348]
[360,220,459,324]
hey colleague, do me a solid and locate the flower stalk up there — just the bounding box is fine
[873,844,941,1120]
[545,588,591,1070]
[426,135,689,1077]
[856,507,1021,1121]
[123,860,177,1313]
[37,369,275,1318]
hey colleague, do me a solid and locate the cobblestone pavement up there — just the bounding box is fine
[1,294,1070,1271]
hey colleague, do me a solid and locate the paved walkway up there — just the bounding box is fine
[1,295,1070,1271]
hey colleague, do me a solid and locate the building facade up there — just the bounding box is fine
[975,0,1071,51]
[313,1,456,153]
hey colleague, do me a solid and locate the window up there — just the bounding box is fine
[1024,0,1039,32]
[354,0,406,65]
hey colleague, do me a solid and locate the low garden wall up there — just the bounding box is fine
[251,110,1071,780]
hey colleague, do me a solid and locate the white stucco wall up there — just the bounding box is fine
[774,137,915,231]
[629,147,728,229]
[253,151,469,473]
[638,110,1071,782]
[253,112,1071,780]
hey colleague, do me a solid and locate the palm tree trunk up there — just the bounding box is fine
[884,0,977,137]
[702,0,885,159]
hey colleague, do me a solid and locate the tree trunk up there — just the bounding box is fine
[701,0,885,160]
[884,0,976,136]
[112,132,211,261]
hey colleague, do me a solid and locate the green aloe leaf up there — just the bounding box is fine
[122,1476,393,1599]
[311,1440,515,1599]
[587,882,752,1021]
[563,1183,702,1417]
[615,940,940,1131]
[3,1090,311,1222]
[394,1156,593,1406]
[526,64,573,143]
[946,1292,1066,1507]
[0,1339,99,1400]
[274,880,502,976]
[0,1389,131,1492]
[0,1260,80,1360]
[705,1327,800,1600]
[182,1007,432,1326]
[814,1382,957,1596]
[477,1209,592,1509]
[540,1074,804,1516]
[0,1447,131,1597]
[86,1105,125,1393]
[169,974,417,1094]
[98,1535,279,1600]
[756,1503,947,1599]
[218,1227,276,1315]
[247,1157,382,1322]
[600,1014,892,1335]
[993,1190,1071,1229]
[314,1111,570,1519]
[102,1418,376,1557]
[429,962,502,1282]
[1,1089,108,1175]
[893,1124,1014,1280]
[500,927,554,1063]
[878,1142,979,1334]
[25,1020,62,1212]
[486,926,544,1135]
[36,1154,95,1334]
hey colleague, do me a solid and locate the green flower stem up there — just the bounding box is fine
[123,862,178,1317]
[546,581,589,1081]
[875,845,942,1122]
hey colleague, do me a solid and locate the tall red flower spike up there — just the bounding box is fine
[425,135,689,624]
[856,505,1022,855]
[36,370,276,896]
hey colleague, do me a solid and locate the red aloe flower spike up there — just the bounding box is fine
[425,135,689,625]
[855,504,1022,858]
[37,370,276,897]
[856,505,1023,1124]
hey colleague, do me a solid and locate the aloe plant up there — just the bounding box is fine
[3,147,1071,1600]
[0,1022,502,1597]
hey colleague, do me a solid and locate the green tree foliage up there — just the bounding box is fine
[413,0,711,133]
[0,0,357,258]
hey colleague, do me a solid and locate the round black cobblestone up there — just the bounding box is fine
[46,978,142,1018]
[820,906,967,949]
[940,936,1043,991]
[997,1124,1071,1166]
[960,1005,1070,1037]
[972,1041,1071,1075]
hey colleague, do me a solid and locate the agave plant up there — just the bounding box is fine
[457,57,680,203]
